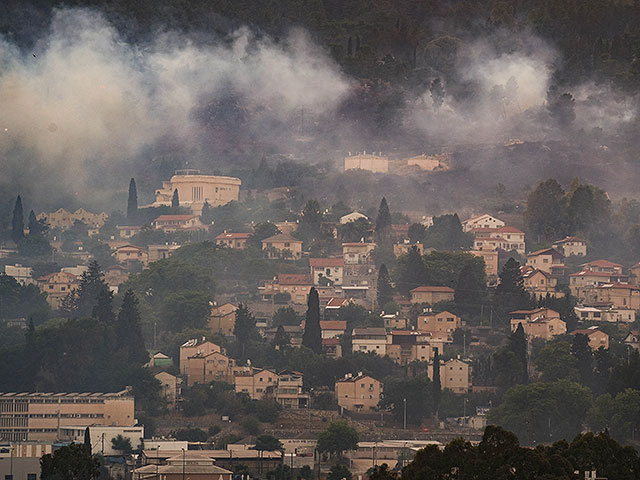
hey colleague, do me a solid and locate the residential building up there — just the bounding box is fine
[630,262,640,286]
[522,267,563,299]
[148,244,181,262]
[184,351,234,385]
[580,259,624,275]
[473,226,525,255]
[116,225,142,239]
[526,248,565,274]
[416,310,461,336]
[382,313,407,330]
[342,242,376,265]
[470,250,499,278]
[154,214,206,232]
[209,303,237,336]
[273,370,309,409]
[259,274,312,304]
[393,242,425,257]
[215,232,251,249]
[461,214,505,232]
[344,152,389,173]
[322,338,342,358]
[352,328,387,355]
[509,308,566,340]
[262,233,303,260]
[104,265,129,292]
[4,264,34,286]
[179,338,221,374]
[569,270,628,296]
[427,358,471,394]
[335,373,383,412]
[0,390,135,442]
[624,331,640,351]
[410,286,455,305]
[320,320,347,339]
[36,271,79,310]
[264,324,304,347]
[134,453,233,480]
[323,297,352,317]
[38,208,108,230]
[340,212,368,224]
[113,244,149,267]
[234,368,277,400]
[309,258,344,286]
[406,153,447,171]
[152,169,241,210]
[570,327,609,350]
[147,352,173,368]
[385,331,437,365]
[552,236,587,257]
[574,306,635,323]
[274,221,298,235]
[594,283,640,309]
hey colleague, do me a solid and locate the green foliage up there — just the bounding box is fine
[493,323,528,389]
[41,443,100,480]
[488,380,592,444]
[160,290,211,332]
[253,435,283,452]
[0,273,50,320]
[317,420,359,456]
[338,217,371,243]
[174,427,208,442]
[272,306,302,327]
[394,246,425,297]
[11,195,24,244]
[111,434,133,454]
[376,264,393,310]
[423,214,471,250]
[327,463,352,480]
[535,340,579,382]
[302,287,322,354]
[249,221,280,249]
[380,376,432,425]
[493,258,533,318]
[127,178,138,223]
[233,304,259,355]
[375,197,392,249]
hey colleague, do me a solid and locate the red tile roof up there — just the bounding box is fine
[309,258,344,268]
[155,214,198,222]
[581,259,622,268]
[37,271,78,282]
[277,274,313,285]
[527,247,564,257]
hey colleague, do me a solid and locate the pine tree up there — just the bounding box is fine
[508,323,528,384]
[432,347,441,419]
[11,195,24,244]
[116,289,148,365]
[127,178,138,222]
[26,210,48,237]
[397,246,425,297]
[302,287,322,354]
[273,325,290,349]
[494,258,533,316]
[171,189,179,209]
[234,304,258,356]
[93,287,114,326]
[74,261,109,318]
[377,264,394,310]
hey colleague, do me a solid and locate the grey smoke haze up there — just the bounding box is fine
[0,8,638,213]
[0,8,349,208]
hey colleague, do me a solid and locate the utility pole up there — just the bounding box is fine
[182,448,185,480]
[403,398,407,430]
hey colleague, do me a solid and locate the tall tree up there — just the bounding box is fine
[11,195,24,244]
[84,427,92,455]
[171,189,179,209]
[509,323,528,385]
[302,287,322,353]
[493,258,532,316]
[40,443,100,480]
[377,264,394,310]
[454,260,487,314]
[127,178,138,222]
[234,304,258,355]
[524,179,568,242]
[74,261,109,318]
[432,347,441,419]
[116,290,148,366]
[375,197,392,248]
[395,246,425,297]
[571,333,593,385]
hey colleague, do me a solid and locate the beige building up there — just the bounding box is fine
[116,225,142,239]
[630,262,640,286]
[552,236,587,257]
[570,328,609,350]
[184,351,235,385]
[0,390,135,442]
[262,233,303,260]
[134,454,233,480]
[152,169,241,211]
[352,328,387,355]
[472,226,526,255]
[569,270,628,299]
[574,306,635,323]
[394,242,425,258]
[274,370,309,409]
[462,214,505,232]
[259,274,312,304]
[335,373,382,412]
[179,339,221,374]
[385,331,439,365]
[215,232,251,249]
[234,368,277,400]
[522,268,563,299]
[104,265,129,292]
[581,259,623,275]
[382,313,407,330]
[406,153,448,171]
[4,264,34,286]
[309,258,344,286]
[209,303,237,336]
[113,244,149,267]
[428,358,471,394]
[342,242,376,264]
[36,271,79,310]
[409,286,455,305]
[416,311,461,336]
[154,214,206,232]
[148,244,181,262]
[595,283,640,310]
[470,250,499,278]
[526,248,565,274]
[344,153,389,173]
[509,308,567,340]
[38,208,108,231]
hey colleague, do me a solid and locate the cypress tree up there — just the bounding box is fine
[127,178,138,222]
[508,323,529,384]
[28,210,38,235]
[11,195,24,244]
[234,304,259,357]
[494,257,533,315]
[432,347,441,419]
[84,427,92,455]
[171,189,179,209]
[347,36,353,56]
[375,197,392,249]
[116,290,148,366]
[302,287,322,354]
[377,264,394,310]
[355,36,360,52]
